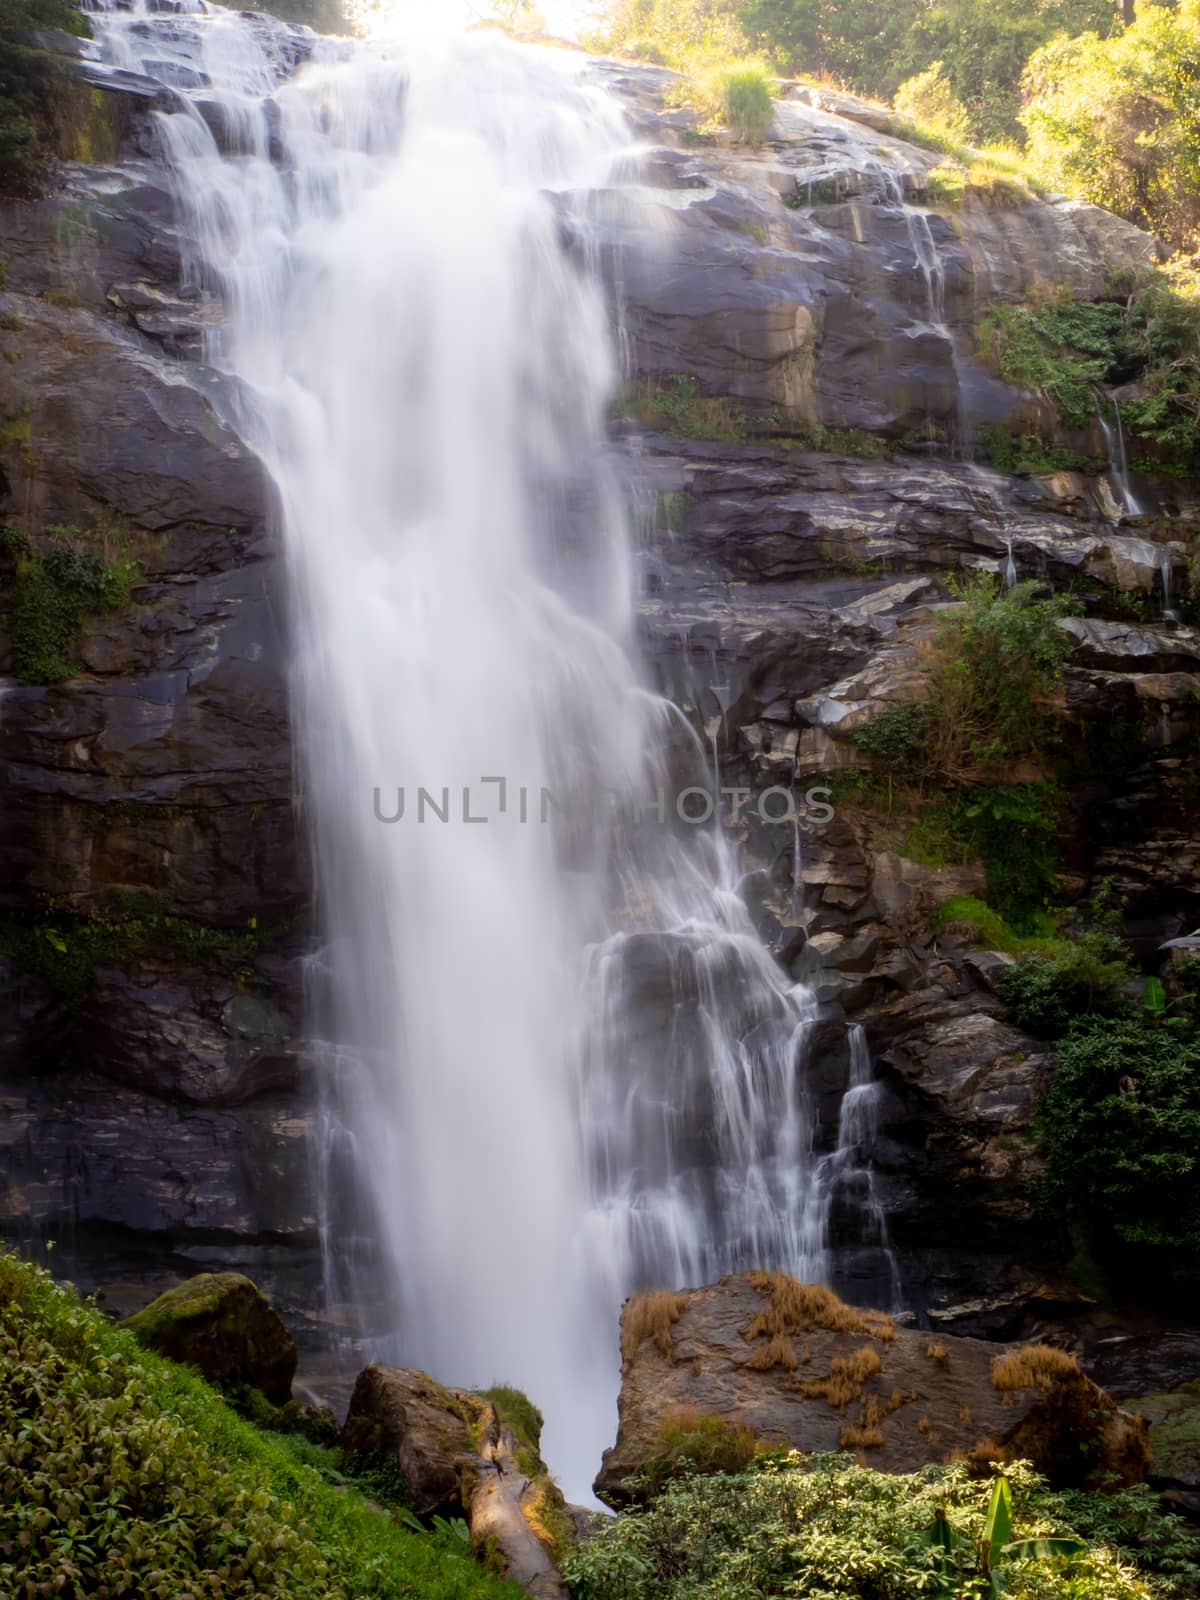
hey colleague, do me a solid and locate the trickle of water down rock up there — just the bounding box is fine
[85,0,891,1496]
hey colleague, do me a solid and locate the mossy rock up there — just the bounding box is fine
[1138,1388,1200,1488]
[123,1272,297,1404]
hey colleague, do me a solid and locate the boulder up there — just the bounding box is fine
[595,1272,1148,1505]
[123,1271,297,1402]
[341,1366,569,1594]
[340,1365,476,1518]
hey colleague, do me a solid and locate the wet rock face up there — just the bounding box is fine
[596,1274,1149,1506]
[0,115,313,1278]
[590,66,1157,441]
[0,28,1197,1363]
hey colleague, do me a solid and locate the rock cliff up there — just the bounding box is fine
[0,25,1197,1372]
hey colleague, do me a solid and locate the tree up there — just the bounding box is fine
[894,60,974,140]
[1022,0,1200,247]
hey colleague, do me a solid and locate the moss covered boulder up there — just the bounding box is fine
[123,1272,297,1403]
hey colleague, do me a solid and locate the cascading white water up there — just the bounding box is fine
[86,0,892,1496]
[1094,389,1143,517]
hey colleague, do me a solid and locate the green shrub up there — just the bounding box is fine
[613,375,749,441]
[950,782,1061,930]
[977,425,1090,472]
[5,531,138,683]
[998,929,1132,1037]
[851,702,933,765]
[0,1251,522,1600]
[564,1454,1190,1600]
[894,60,973,141]
[0,906,262,1008]
[1037,1016,1200,1258]
[979,274,1200,470]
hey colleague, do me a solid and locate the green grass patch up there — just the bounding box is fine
[932,895,1061,954]
[0,1250,523,1600]
[687,58,776,144]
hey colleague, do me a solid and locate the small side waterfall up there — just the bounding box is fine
[1094,390,1143,518]
[84,1,897,1497]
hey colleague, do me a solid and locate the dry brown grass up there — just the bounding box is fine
[839,1420,884,1449]
[991,1344,1080,1393]
[744,1272,895,1343]
[795,1346,884,1410]
[745,1333,799,1372]
[622,1290,688,1364]
[927,1342,949,1366]
[959,1403,972,1423]
[965,1435,1008,1471]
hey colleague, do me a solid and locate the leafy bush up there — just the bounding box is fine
[1037,1016,1200,1257]
[582,0,749,69]
[980,277,1200,470]
[998,927,1132,1037]
[894,60,973,141]
[950,782,1061,930]
[0,1252,522,1600]
[852,576,1069,785]
[563,1454,1190,1600]
[5,530,138,683]
[1022,3,1200,251]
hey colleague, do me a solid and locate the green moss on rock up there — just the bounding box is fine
[123,1272,297,1405]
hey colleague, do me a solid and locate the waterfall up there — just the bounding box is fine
[1094,390,1143,518]
[85,1,892,1497]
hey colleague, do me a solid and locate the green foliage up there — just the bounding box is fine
[0,903,262,1008]
[480,1385,544,1461]
[854,576,1069,785]
[980,297,1125,429]
[980,271,1200,470]
[894,60,973,141]
[977,424,1090,472]
[689,57,776,142]
[246,0,352,31]
[846,580,1069,926]
[4,529,138,683]
[951,782,1061,930]
[1037,1015,1200,1257]
[566,1453,1182,1600]
[1023,2,1200,251]
[613,375,749,441]
[583,0,749,69]
[997,928,1132,1037]
[919,1474,1087,1598]
[0,0,90,195]
[0,1251,522,1600]
[851,701,933,764]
